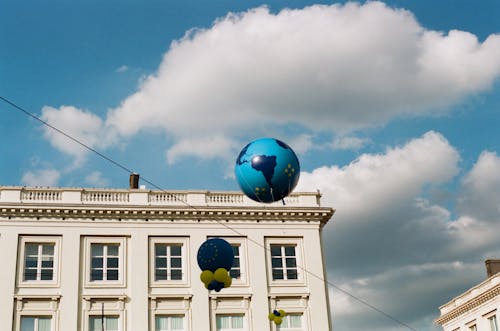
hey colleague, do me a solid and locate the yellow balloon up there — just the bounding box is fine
[268,313,275,320]
[214,268,228,282]
[223,276,232,288]
[274,317,283,325]
[279,309,286,317]
[200,270,214,284]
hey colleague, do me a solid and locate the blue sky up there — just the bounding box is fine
[1,1,500,330]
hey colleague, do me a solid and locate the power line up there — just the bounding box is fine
[0,95,417,331]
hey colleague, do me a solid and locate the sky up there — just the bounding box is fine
[1,0,500,329]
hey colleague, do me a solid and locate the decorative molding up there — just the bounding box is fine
[435,283,500,325]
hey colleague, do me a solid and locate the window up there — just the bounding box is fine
[149,237,189,286]
[18,236,61,286]
[84,237,126,287]
[469,325,477,331]
[20,316,52,331]
[155,244,183,281]
[216,314,244,331]
[490,315,498,331]
[155,315,184,331]
[89,316,119,331]
[91,244,119,281]
[271,245,297,280]
[230,244,241,280]
[24,243,55,281]
[266,238,304,284]
[277,314,303,331]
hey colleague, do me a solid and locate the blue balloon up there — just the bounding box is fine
[235,138,300,203]
[197,238,234,272]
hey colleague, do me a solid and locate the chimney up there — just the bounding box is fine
[485,259,500,278]
[129,173,139,189]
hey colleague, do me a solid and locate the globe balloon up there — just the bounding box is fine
[235,138,300,203]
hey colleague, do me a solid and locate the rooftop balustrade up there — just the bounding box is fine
[0,186,322,208]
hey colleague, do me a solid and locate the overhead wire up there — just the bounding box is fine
[0,95,417,331]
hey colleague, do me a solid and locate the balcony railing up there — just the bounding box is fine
[0,187,322,207]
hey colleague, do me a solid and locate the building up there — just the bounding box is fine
[0,180,334,331]
[435,260,500,331]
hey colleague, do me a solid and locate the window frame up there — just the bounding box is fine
[149,237,190,287]
[265,237,305,286]
[19,315,54,331]
[17,236,62,288]
[84,237,127,288]
[275,313,304,331]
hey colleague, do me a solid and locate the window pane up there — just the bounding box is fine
[289,314,302,327]
[38,317,52,331]
[231,315,244,328]
[232,245,239,255]
[106,316,119,331]
[107,245,119,256]
[25,244,38,256]
[42,244,54,256]
[41,257,53,268]
[171,257,182,268]
[91,244,103,256]
[25,256,38,268]
[21,316,35,331]
[107,269,119,280]
[24,269,37,280]
[272,269,284,280]
[156,257,167,268]
[107,257,119,268]
[89,317,102,331]
[91,269,103,281]
[155,244,167,257]
[170,245,181,256]
[285,258,296,268]
[92,258,103,268]
[232,258,240,268]
[272,258,282,268]
[284,246,296,256]
[156,315,168,330]
[40,269,53,280]
[171,316,184,330]
[287,269,298,279]
[171,269,182,280]
[216,315,230,329]
[156,270,168,280]
[270,245,281,257]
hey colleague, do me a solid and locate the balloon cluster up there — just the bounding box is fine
[268,309,287,325]
[200,268,232,291]
[197,238,234,292]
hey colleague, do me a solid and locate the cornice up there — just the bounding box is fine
[0,205,334,225]
[435,282,500,325]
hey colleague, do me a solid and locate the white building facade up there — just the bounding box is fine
[0,185,334,331]
[435,262,500,331]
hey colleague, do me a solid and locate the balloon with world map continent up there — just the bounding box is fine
[235,138,300,203]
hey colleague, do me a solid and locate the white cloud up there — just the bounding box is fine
[100,2,500,161]
[458,151,500,221]
[21,169,61,187]
[116,65,129,73]
[331,135,370,150]
[40,105,113,166]
[85,171,110,188]
[41,2,500,165]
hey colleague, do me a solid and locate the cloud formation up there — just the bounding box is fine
[21,169,61,187]
[41,2,500,164]
[297,132,500,330]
